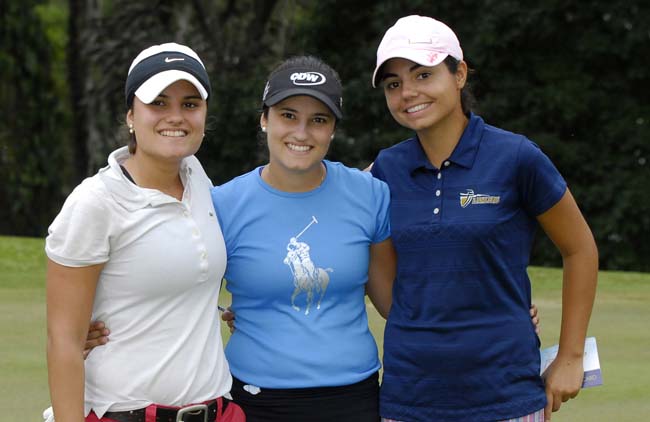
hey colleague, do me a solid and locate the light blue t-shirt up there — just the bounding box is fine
[212,160,390,388]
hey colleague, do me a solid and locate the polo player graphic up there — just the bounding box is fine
[283,216,332,315]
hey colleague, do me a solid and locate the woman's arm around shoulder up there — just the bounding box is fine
[537,188,598,420]
[366,238,397,319]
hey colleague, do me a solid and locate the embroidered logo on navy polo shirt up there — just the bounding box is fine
[459,189,500,208]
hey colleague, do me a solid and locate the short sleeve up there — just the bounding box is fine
[371,177,391,243]
[370,155,387,182]
[517,139,567,217]
[211,185,227,232]
[211,184,234,257]
[45,181,112,267]
[210,186,222,221]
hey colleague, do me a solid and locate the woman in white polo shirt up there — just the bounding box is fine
[45,43,243,422]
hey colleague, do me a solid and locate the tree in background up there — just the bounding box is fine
[0,0,298,233]
[0,0,648,271]
[0,1,70,236]
[287,0,650,271]
[65,0,293,177]
[456,0,650,270]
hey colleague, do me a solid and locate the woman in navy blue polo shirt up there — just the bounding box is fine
[370,15,598,422]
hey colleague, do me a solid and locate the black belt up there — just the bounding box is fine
[103,398,227,422]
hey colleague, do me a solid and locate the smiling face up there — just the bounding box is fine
[381,57,466,133]
[261,95,335,180]
[126,80,207,164]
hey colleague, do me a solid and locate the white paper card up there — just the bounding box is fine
[540,336,602,388]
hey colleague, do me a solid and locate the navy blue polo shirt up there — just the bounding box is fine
[372,114,566,422]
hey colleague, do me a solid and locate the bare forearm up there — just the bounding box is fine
[47,340,86,421]
[558,247,598,358]
[46,260,102,422]
[367,239,396,319]
[537,190,598,416]
[367,282,392,319]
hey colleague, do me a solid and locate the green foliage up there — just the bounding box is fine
[1,0,648,270]
[287,0,650,271]
[55,0,292,183]
[34,1,68,71]
[0,1,71,237]
[465,1,650,270]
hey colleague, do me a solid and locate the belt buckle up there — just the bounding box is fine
[175,404,209,422]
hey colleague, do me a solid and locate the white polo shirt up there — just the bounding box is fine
[46,147,231,417]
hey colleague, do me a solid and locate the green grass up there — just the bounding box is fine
[0,236,49,421]
[527,267,650,420]
[2,236,649,421]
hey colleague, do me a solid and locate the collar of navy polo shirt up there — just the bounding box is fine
[99,146,192,211]
[407,112,484,174]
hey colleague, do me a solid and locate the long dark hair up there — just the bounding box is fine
[443,56,476,115]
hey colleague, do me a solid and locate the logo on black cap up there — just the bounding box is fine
[261,66,342,119]
[290,72,326,86]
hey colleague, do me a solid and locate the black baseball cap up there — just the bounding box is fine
[262,65,343,119]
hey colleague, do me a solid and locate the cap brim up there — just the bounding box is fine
[134,70,209,104]
[264,88,342,120]
[372,49,449,87]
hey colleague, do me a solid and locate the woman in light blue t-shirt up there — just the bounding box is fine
[210,55,396,422]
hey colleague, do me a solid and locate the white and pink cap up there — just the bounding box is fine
[372,15,463,87]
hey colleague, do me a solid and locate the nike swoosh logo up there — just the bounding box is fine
[165,57,185,63]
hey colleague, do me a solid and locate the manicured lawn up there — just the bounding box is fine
[0,236,49,421]
[1,235,648,421]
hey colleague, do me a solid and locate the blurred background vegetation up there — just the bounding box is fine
[1,0,648,271]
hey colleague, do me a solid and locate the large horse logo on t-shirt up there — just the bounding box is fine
[283,216,332,315]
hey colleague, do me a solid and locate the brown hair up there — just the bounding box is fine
[443,56,476,115]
